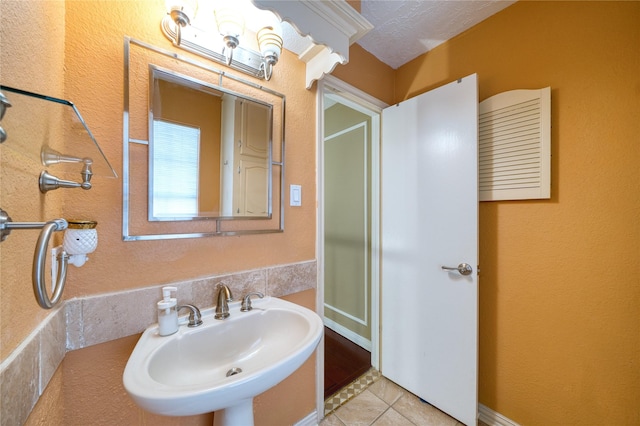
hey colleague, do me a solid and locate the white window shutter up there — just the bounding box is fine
[479,87,551,201]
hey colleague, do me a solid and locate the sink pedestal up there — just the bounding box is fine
[213,399,254,426]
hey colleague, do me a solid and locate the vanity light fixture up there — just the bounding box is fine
[165,0,197,45]
[161,0,283,81]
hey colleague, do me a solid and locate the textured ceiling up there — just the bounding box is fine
[357,0,516,69]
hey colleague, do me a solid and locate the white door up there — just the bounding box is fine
[380,74,479,425]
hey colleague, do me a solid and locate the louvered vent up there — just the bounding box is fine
[479,87,551,201]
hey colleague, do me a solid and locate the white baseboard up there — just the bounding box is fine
[295,410,318,426]
[479,404,520,426]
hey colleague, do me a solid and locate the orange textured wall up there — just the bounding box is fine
[2,0,318,424]
[346,0,360,14]
[25,367,65,425]
[60,0,316,296]
[332,43,395,106]
[0,0,314,352]
[395,2,640,424]
[0,0,66,360]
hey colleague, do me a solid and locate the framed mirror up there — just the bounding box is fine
[149,67,272,220]
[123,38,285,240]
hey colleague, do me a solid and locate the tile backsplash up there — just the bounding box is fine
[0,307,62,426]
[0,260,317,426]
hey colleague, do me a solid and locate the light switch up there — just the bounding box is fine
[290,184,302,206]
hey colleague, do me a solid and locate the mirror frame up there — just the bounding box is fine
[123,37,285,241]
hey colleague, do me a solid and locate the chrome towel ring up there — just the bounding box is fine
[1,208,69,309]
[33,219,69,309]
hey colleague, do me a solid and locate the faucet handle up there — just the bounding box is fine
[177,304,203,327]
[240,292,264,312]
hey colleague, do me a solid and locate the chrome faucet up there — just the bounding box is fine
[214,284,233,319]
[177,304,203,327]
[240,292,264,312]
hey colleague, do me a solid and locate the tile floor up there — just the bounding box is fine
[321,373,488,426]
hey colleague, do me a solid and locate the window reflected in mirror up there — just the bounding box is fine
[151,120,201,218]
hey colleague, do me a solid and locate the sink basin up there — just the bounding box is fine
[123,296,323,424]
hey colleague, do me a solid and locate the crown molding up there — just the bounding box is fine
[252,0,373,88]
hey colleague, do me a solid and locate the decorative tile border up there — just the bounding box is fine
[267,261,317,297]
[0,260,317,426]
[324,367,382,416]
[67,260,316,349]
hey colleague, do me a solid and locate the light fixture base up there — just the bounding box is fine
[169,9,190,27]
[161,16,265,79]
[222,35,239,50]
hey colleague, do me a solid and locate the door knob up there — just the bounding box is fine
[441,263,473,276]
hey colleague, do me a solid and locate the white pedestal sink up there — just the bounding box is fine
[123,296,323,425]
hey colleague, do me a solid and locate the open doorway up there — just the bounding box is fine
[317,76,386,404]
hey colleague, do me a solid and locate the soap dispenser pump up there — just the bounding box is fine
[157,286,178,336]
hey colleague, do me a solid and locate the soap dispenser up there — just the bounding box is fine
[157,286,178,336]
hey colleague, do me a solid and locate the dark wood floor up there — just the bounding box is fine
[324,327,371,399]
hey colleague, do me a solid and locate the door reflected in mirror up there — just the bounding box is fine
[149,67,271,220]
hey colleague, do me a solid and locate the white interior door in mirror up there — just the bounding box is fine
[233,99,270,216]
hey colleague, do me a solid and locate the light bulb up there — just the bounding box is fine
[257,20,283,64]
[213,5,245,65]
[215,8,244,38]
